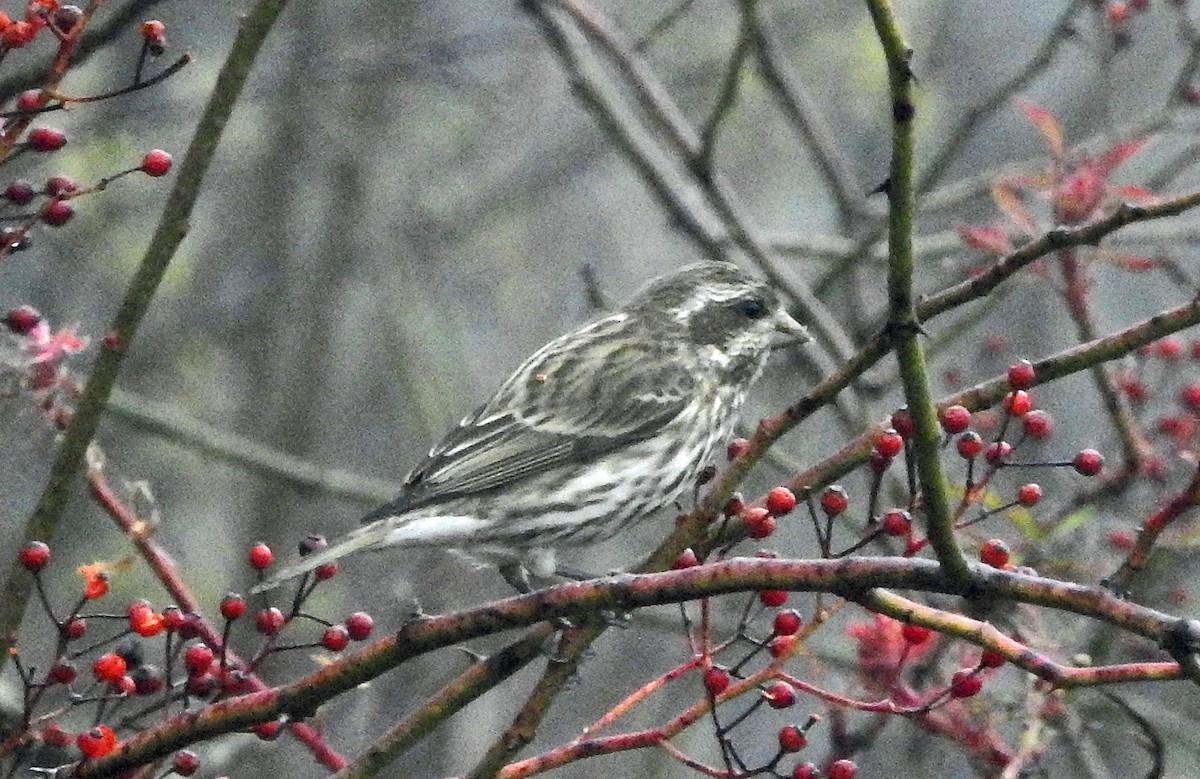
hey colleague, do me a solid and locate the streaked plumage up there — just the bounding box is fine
[253,261,808,593]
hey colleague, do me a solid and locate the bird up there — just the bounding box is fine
[252,261,809,595]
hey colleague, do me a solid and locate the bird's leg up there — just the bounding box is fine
[692,463,718,508]
[500,561,578,632]
[554,563,601,581]
[554,564,631,629]
[499,561,535,594]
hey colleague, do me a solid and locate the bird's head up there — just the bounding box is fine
[627,261,810,379]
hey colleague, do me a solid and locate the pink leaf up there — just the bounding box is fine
[957,224,1013,255]
[1111,183,1157,203]
[1016,99,1064,160]
[991,182,1040,235]
[1097,138,1147,173]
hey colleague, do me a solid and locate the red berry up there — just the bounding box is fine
[48,660,76,684]
[4,179,34,204]
[950,668,984,698]
[17,540,50,571]
[219,593,246,620]
[248,542,272,570]
[891,407,914,438]
[1022,409,1054,439]
[874,428,904,459]
[298,534,328,555]
[773,609,803,636]
[762,680,796,708]
[322,625,351,652]
[45,174,77,196]
[1003,390,1031,416]
[767,634,796,658]
[140,19,165,41]
[2,21,35,48]
[220,668,250,694]
[183,644,214,676]
[140,149,172,177]
[41,199,73,226]
[939,404,972,434]
[1156,336,1183,359]
[172,750,199,777]
[726,437,750,461]
[742,507,776,539]
[881,509,912,536]
[131,664,163,695]
[81,569,108,600]
[255,606,285,635]
[980,649,1006,668]
[955,431,983,459]
[1073,448,1104,476]
[1007,359,1035,390]
[15,89,40,112]
[1016,483,1041,507]
[672,548,699,569]
[766,486,797,515]
[314,562,339,580]
[76,725,116,758]
[61,617,85,640]
[703,666,730,696]
[819,485,848,516]
[984,440,1012,466]
[1118,374,1148,401]
[252,721,281,740]
[901,623,933,644]
[162,606,187,632]
[980,539,1011,568]
[723,492,746,517]
[345,611,374,640]
[177,612,202,640]
[1180,382,1200,411]
[792,763,818,779]
[185,672,216,697]
[27,127,65,152]
[53,5,81,32]
[778,725,807,753]
[827,758,858,779]
[1108,529,1135,550]
[758,589,788,607]
[128,606,165,637]
[4,304,41,334]
[91,653,126,683]
[1107,1,1130,23]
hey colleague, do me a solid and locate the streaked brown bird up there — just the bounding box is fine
[253,261,808,594]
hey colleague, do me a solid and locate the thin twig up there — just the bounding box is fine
[107,388,397,504]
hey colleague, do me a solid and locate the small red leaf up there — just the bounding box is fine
[991,182,1040,235]
[1017,99,1064,160]
[1096,138,1147,173]
[957,224,1013,255]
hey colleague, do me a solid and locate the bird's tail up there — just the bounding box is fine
[250,523,391,594]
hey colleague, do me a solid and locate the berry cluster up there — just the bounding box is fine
[0,6,181,264]
[8,536,372,771]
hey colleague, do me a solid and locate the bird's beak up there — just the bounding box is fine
[771,309,810,347]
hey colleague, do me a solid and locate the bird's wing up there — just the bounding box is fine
[363,314,697,520]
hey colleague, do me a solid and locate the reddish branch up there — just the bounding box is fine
[85,455,347,771]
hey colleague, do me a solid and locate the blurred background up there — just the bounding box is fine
[3,0,1200,776]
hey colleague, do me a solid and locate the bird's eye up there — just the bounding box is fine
[734,298,768,319]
